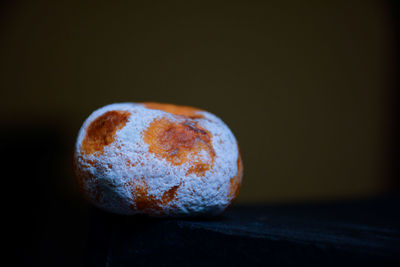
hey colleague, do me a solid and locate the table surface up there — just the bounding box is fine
[37,195,400,267]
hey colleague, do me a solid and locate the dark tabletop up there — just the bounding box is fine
[34,195,400,267]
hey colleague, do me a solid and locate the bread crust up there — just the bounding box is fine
[74,102,242,216]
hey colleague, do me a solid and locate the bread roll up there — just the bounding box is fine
[73,102,243,217]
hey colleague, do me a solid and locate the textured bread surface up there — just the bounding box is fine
[74,102,242,216]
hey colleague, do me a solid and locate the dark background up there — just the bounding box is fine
[0,0,398,266]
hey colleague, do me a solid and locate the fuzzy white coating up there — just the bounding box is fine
[74,103,241,216]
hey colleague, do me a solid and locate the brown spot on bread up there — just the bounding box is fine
[75,155,96,168]
[143,118,215,175]
[132,178,159,212]
[143,102,204,119]
[162,184,180,203]
[81,110,130,155]
[186,162,210,176]
[228,150,243,201]
[126,159,135,167]
[126,177,182,214]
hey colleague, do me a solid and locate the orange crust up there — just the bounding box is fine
[143,117,215,176]
[81,110,130,155]
[143,102,204,119]
[125,178,181,214]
